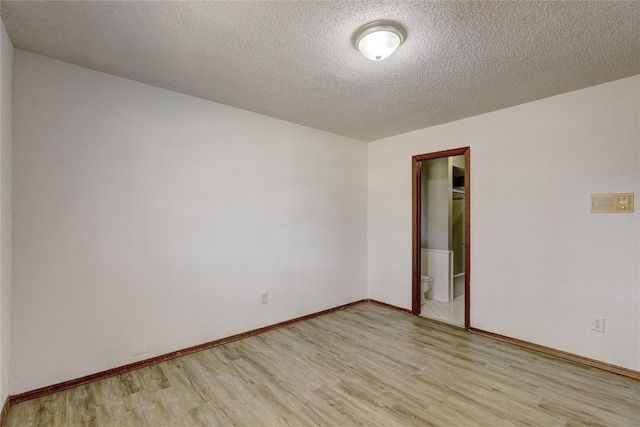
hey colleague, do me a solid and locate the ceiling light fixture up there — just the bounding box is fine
[352,20,406,61]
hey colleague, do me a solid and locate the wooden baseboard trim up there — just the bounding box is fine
[9,299,367,405]
[367,299,411,314]
[12,302,635,406]
[470,327,640,381]
[0,396,8,427]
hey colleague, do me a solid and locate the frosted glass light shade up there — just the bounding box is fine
[353,21,406,61]
[357,31,401,60]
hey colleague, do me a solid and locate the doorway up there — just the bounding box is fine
[412,147,470,329]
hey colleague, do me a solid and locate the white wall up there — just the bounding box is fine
[368,75,640,370]
[11,50,368,394]
[421,158,449,250]
[0,21,13,406]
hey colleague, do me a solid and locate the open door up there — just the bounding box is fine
[412,147,470,330]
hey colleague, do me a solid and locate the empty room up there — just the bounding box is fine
[0,1,639,426]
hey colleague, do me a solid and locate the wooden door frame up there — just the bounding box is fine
[412,147,470,329]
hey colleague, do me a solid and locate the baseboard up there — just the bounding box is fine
[470,327,640,381]
[0,396,8,426]
[9,299,367,405]
[367,299,411,314]
[10,301,637,406]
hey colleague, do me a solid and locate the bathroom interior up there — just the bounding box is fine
[419,155,465,327]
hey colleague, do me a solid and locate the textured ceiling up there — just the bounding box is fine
[2,1,639,142]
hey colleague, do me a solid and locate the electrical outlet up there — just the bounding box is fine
[591,316,605,333]
[261,292,268,305]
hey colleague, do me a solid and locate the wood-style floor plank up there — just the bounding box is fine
[5,302,640,426]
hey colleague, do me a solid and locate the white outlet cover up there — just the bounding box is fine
[591,316,605,332]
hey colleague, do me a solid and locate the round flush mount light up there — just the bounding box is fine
[352,20,406,61]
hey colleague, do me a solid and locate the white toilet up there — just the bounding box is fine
[420,275,432,304]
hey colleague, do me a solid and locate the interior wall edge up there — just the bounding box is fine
[0,18,14,414]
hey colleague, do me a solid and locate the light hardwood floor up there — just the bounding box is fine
[5,302,640,426]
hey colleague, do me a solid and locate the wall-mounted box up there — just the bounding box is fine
[590,193,634,213]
